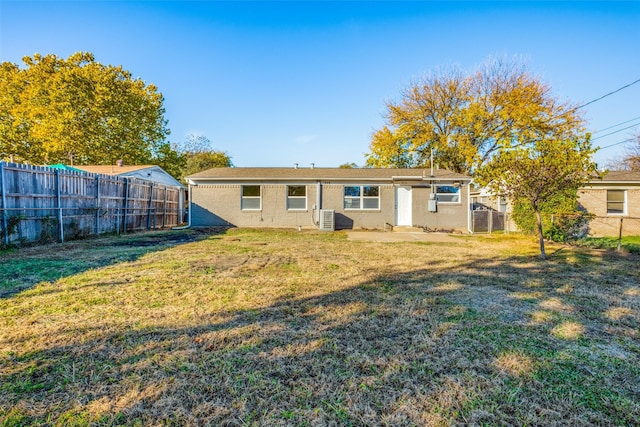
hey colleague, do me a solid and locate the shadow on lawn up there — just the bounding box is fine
[2,245,639,425]
[0,228,228,299]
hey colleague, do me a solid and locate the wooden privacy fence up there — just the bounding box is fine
[0,162,186,246]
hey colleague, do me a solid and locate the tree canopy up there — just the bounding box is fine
[174,134,232,183]
[365,58,584,175]
[475,135,598,259]
[0,52,170,166]
[366,57,598,258]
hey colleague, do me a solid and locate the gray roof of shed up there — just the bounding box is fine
[187,167,471,182]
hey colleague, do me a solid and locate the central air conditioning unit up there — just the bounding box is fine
[319,209,335,231]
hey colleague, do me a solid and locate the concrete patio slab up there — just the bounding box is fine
[346,231,465,243]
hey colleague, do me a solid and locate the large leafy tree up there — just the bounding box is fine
[0,52,171,165]
[368,57,598,258]
[365,58,583,175]
[475,135,598,259]
[175,134,232,183]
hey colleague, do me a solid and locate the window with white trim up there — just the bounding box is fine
[607,190,626,215]
[241,185,261,210]
[287,185,307,210]
[344,185,380,210]
[436,185,460,203]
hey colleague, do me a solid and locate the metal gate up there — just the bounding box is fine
[472,210,508,234]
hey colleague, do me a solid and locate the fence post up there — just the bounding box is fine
[116,206,120,235]
[147,181,154,230]
[1,162,8,246]
[488,210,493,234]
[55,169,64,243]
[617,217,624,252]
[123,178,129,233]
[162,185,167,228]
[95,175,100,234]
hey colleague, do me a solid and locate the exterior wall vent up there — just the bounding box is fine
[319,209,335,231]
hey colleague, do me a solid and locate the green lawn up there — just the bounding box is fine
[1,229,639,426]
[578,236,640,254]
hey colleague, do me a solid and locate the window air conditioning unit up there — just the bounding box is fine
[319,209,335,231]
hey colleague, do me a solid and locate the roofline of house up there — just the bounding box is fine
[587,179,640,185]
[188,176,472,184]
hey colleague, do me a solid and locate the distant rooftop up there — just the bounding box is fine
[596,170,640,182]
[74,164,157,175]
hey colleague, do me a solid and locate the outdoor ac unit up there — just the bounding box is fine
[319,209,335,231]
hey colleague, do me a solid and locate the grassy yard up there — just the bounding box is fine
[1,229,639,426]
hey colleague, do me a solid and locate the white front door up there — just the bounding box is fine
[395,186,412,226]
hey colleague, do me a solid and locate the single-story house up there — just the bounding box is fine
[186,166,473,231]
[578,170,640,236]
[75,162,184,188]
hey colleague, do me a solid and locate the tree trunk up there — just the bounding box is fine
[535,210,546,259]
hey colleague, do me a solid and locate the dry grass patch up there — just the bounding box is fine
[605,307,637,321]
[551,321,586,340]
[493,351,535,377]
[1,229,639,425]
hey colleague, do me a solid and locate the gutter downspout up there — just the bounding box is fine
[316,181,322,224]
[172,183,192,230]
[314,181,322,226]
[467,181,473,234]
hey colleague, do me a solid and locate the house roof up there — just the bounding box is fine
[74,164,184,188]
[74,165,157,175]
[602,171,640,182]
[187,167,471,182]
[46,164,86,172]
[594,170,640,183]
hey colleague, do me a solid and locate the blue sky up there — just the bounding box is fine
[1,1,639,168]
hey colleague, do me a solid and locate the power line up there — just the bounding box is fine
[597,137,636,150]
[592,115,640,134]
[575,78,640,111]
[592,123,640,141]
[549,78,640,122]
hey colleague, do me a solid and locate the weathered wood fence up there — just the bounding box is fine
[0,162,186,246]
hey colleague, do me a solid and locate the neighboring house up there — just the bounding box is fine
[578,170,640,236]
[471,170,640,236]
[470,186,509,213]
[75,162,184,188]
[187,166,473,231]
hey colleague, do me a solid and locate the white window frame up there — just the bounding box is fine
[606,189,626,215]
[435,185,461,204]
[241,185,261,210]
[287,185,307,210]
[344,185,380,210]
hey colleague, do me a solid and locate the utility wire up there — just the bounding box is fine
[549,78,640,122]
[575,78,640,111]
[597,137,635,150]
[592,115,640,134]
[592,123,640,141]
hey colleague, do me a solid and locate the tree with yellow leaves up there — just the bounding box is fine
[368,57,598,258]
[365,58,584,175]
[0,52,170,166]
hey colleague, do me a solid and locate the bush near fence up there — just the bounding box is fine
[0,162,185,247]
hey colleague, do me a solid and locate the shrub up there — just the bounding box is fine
[543,211,594,242]
[511,191,593,242]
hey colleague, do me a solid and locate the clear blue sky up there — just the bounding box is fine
[1,1,639,168]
